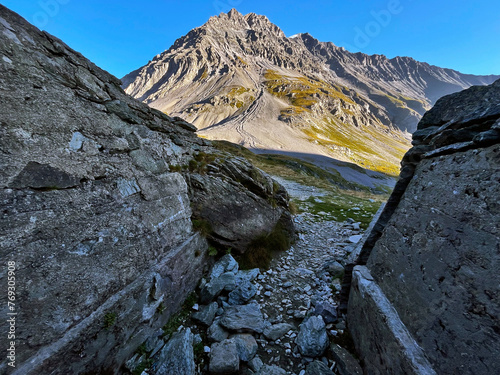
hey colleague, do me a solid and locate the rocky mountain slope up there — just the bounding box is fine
[0,5,293,374]
[123,9,499,177]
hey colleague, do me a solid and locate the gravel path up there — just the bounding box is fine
[250,212,361,373]
[131,179,365,375]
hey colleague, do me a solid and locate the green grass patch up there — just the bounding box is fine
[295,194,381,229]
[103,312,117,330]
[192,218,213,237]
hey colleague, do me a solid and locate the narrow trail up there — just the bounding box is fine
[130,178,365,375]
[250,179,363,373]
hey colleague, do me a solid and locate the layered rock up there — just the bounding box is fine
[0,5,292,374]
[345,80,500,374]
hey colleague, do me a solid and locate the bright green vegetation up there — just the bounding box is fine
[295,194,381,229]
[263,70,411,175]
[374,92,429,113]
[264,69,356,117]
[303,117,409,176]
[212,140,381,192]
[192,218,213,237]
[212,139,390,227]
[223,85,255,110]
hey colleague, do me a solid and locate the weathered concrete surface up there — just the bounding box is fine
[347,80,500,375]
[0,5,292,374]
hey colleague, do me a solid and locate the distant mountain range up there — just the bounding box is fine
[123,9,499,177]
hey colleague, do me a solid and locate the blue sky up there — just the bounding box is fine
[1,0,499,78]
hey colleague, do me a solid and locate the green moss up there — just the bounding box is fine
[208,246,218,257]
[294,193,382,229]
[103,312,117,330]
[169,164,182,172]
[183,291,198,310]
[192,218,213,237]
[135,343,148,356]
[131,359,153,375]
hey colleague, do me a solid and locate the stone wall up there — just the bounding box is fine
[346,80,500,374]
[0,6,292,374]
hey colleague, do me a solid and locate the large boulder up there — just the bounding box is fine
[0,5,292,374]
[347,80,500,374]
[186,157,294,253]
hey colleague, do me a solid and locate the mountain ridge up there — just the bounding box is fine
[122,9,499,177]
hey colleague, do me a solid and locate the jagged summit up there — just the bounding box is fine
[122,9,499,177]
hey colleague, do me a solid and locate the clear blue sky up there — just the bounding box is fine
[1,0,499,78]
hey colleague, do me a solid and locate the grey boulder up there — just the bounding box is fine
[209,339,240,374]
[296,316,328,357]
[220,304,267,333]
[231,333,258,362]
[192,302,218,326]
[228,280,257,305]
[153,328,195,375]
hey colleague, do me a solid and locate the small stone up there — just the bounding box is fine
[296,316,328,357]
[220,304,267,333]
[313,301,338,324]
[228,280,257,305]
[209,339,240,374]
[232,333,258,362]
[209,254,239,280]
[305,360,335,375]
[235,268,260,284]
[347,235,362,244]
[263,323,294,341]
[264,291,272,297]
[200,272,236,304]
[248,355,264,372]
[283,281,293,288]
[192,302,218,326]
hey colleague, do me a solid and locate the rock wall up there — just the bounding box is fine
[345,80,500,374]
[0,5,292,374]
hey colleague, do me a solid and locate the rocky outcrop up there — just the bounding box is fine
[0,5,292,374]
[344,80,500,374]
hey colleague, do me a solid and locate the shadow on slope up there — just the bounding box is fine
[250,149,397,191]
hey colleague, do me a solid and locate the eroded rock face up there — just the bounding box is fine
[0,5,292,374]
[347,80,500,374]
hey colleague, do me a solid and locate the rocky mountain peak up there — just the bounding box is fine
[123,10,499,177]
